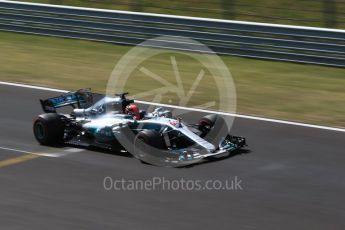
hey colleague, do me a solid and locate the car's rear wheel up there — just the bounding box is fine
[33,113,65,145]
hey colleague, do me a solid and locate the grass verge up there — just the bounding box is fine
[0,31,344,127]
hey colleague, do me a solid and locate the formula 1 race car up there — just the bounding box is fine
[33,89,246,166]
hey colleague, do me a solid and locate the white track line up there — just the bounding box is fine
[0,146,56,157]
[136,100,345,132]
[0,146,33,154]
[0,81,67,93]
[0,145,83,157]
[2,0,345,33]
[0,81,344,132]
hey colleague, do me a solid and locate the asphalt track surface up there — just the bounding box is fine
[0,83,344,229]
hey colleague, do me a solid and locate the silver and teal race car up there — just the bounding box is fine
[33,89,246,167]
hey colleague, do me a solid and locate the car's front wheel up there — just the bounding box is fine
[198,114,218,137]
[133,130,166,164]
[134,130,165,149]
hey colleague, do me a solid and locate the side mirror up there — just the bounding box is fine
[161,126,169,135]
[161,127,171,147]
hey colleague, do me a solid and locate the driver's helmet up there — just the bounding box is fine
[125,104,140,120]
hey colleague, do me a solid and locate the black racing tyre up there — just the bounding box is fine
[198,114,218,136]
[133,130,166,165]
[134,130,165,150]
[33,113,65,145]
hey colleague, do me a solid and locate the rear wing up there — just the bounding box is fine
[40,88,93,113]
